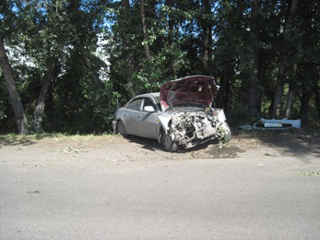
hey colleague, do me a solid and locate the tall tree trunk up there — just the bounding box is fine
[140,0,151,60]
[247,74,261,118]
[202,0,213,75]
[284,52,299,119]
[247,0,261,119]
[33,61,56,132]
[216,72,231,111]
[121,0,135,95]
[314,80,320,119]
[216,76,227,109]
[272,68,285,117]
[300,91,309,128]
[140,0,152,91]
[284,84,294,118]
[62,8,103,90]
[272,0,298,117]
[284,64,298,118]
[0,36,29,134]
[166,0,175,77]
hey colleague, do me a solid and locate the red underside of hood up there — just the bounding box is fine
[160,75,218,111]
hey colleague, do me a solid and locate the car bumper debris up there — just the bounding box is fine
[253,118,301,130]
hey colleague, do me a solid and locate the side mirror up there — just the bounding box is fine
[144,106,155,112]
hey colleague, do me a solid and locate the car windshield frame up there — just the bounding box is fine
[165,103,206,112]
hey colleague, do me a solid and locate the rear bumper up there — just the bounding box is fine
[253,118,301,130]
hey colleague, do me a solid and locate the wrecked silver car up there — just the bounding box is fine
[112,75,231,152]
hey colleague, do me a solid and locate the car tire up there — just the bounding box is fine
[221,122,231,142]
[163,131,179,152]
[117,121,128,137]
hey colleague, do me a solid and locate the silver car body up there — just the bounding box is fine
[112,92,163,140]
[112,75,231,151]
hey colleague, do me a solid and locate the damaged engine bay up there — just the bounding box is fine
[160,107,229,149]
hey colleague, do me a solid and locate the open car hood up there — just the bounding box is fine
[160,75,218,111]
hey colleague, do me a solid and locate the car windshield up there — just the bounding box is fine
[154,96,161,110]
[154,96,160,104]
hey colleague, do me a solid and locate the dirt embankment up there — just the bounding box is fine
[1,129,319,164]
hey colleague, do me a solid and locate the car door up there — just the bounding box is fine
[122,98,143,135]
[135,97,159,139]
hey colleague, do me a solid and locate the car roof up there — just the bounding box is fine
[134,92,160,99]
[168,75,214,83]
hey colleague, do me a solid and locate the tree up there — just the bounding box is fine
[272,0,298,117]
[62,2,104,91]
[0,0,29,134]
[33,60,57,132]
[119,0,136,95]
[200,0,214,75]
[1,0,319,134]
[140,0,151,61]
[0,36,29,134]
[246,0,261,119]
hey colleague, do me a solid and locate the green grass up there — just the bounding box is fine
[298,172,320,177]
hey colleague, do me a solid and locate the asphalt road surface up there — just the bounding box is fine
[1,150,320,239]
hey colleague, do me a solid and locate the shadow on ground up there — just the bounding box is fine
[234,128,320,158]
[124,128,320,159]
[126,135,220,152]
[0,133,60,147]
[125,134,241,159]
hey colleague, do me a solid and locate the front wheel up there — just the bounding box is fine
[162,131,179,152]
[220,122,231,142]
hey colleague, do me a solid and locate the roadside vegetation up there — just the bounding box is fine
[0,0,319,135]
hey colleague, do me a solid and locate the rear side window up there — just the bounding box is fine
[127,98,143,111]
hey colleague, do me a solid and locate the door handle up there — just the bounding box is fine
[138,115,141,118]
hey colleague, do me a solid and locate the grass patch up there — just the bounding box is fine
[298,172,320,177]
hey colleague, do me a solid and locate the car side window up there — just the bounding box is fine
[127,98,143,111]
[143,98,156,110]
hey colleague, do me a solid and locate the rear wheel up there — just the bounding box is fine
[117,121,127,137]
[162,131,179,152]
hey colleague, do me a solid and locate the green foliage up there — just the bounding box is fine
[0,0,319,134]
[298,172,320,177]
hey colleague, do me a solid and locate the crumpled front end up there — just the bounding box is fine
[160,108,228,149]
